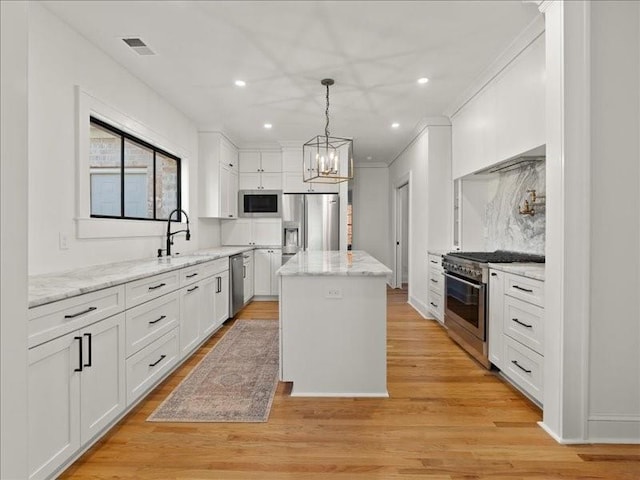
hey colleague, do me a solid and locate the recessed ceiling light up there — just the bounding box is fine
[391,123,400,129]
[234,80,246,87]
[264,123,272,129]
[366,156,372,160]
[417,77,429,85]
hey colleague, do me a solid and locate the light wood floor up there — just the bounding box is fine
[61,288,639,479]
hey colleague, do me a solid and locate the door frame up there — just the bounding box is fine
[391,172,411,290]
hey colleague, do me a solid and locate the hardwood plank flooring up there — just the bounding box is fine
[61,288,639,479]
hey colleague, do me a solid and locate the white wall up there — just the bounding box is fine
[0,3,29,478]
[28,4,220,275]
[587,0,640,441]
[400,184,409,283]
[351,165,390,266]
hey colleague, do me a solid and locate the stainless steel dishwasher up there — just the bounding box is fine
[230,253,245,317]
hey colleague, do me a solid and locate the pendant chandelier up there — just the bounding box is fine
[303,78,353,184]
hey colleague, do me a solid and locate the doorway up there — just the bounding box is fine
[394,181,409,294]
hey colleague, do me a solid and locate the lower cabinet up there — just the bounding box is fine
[213,269,230,328]
[427,254,444,323]
[254,248,281,296]
[243,251,255,303]
[180,281,204,357]
[28,313,125,480]
[488,270,505,368]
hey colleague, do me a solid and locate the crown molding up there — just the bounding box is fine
[443,14,545,119]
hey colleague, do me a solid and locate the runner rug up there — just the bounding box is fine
[147,319,279,422]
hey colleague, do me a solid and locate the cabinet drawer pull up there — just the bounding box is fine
[83,333,92,367]
[149,315,167,325]
[186,273,198,278]
[148,354,167,367]
[243,265,247,278]
[74,336,83,372]
[216,276,222,293]
[430,302,438,308]
[187,286,199,293]
[430,260,438,264]
[511,360,532,374]
[64,306,97,319]
[513,285,533,293]
[512,318,533,328]
[430,278,438,283]
[148,283,166,291]
[491,272,497,277]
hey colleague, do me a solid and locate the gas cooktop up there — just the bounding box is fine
[445,250,545,264]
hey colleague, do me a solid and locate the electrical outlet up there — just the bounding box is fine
[325,287,342,299]
[59,232,69,250]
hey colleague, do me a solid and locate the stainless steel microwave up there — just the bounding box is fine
[238,190,282,218]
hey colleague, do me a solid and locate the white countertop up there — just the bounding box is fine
[276,250,392,277]
[488,262,545,281]
[28,246,253,308]
[428,249,451,257]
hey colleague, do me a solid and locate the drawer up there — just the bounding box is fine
[125,291,180,357]
[428,254,443,271]
[502,335,543,404]
[202,257,229,277]
[428,268,444,293]
[242,251,254,264]
[503,295,544,355]
[179,264,206,287]
[126,327,179,405]
[28,285,125,348]
[428,290,444,321]
[505,273,544,307]
[125,271,180,309]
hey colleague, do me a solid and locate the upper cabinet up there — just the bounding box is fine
[239,150,283,190]
[452,35,545,179]
[199,132,239,218]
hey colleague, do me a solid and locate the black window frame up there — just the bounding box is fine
[89,116,182,222]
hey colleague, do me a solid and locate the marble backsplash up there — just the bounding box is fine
[484,162,545,255]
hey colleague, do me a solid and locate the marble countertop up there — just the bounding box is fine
[427,249,451,257]
[488,263,545,281]
[277,250,392,277]
[28,246,253,308]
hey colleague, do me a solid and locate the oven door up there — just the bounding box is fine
[444,272,486,341]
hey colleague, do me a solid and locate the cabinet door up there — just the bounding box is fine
[214,270,230,326]
[219,165,231,219]
[179,283,202,357]
[80,313,125,444]
[28,334,81,480]
[260,151,282,172]
[243,256,254,303]
[270,249,282,295]
[228,169,238,218]
[239,172,261,190]
[221,138,238,172]
[283,172,312,193]
[488,270,505,369]
[260,172,282,190]
[221,218,252,245]
[199,275,217,338]
[239,151,261,173]
[311,181,339,193]
[252,218,282,246]
[254,249,272,296]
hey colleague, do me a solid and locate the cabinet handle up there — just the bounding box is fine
[216,276,221,293]
[186,273,198,278]
[430,260,438,264]
[228,163,233,167]
[243,265,246,278]
[83,333,92,367]
[149,315,166,325]
[430,302,438,308]
[74,336,83,372]
[511,360,532,374]
[149,354,167,367]
[187,286,199,293]
[491,272,497,277]
[512,318,533,329]
[148,283,166,291]
[430,279,438,283]
[513,285,533,293]
[64,306,97,319]
[228,215,233,218]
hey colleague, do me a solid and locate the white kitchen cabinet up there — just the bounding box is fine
[28,313,125,480]
[239,171,282,190]
[213,269,230,326]
[254,248,281,296]
[199,132,239,218]
[488,269,505,369]
[221,218,281,246]
[179,281,203,357]
[243,251,255,303]
[427,254,444,323]
[282,172,338,193]
[198,274,218,338]
[239,150,282,173]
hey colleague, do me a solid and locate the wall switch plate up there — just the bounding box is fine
[59,232,69,250]
[325,287,342,299]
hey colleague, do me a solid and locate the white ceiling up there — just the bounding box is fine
[44,1,540,164]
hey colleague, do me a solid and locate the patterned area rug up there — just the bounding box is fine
[148,320,279,422]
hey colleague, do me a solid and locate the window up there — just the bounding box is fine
[89,117,181,221]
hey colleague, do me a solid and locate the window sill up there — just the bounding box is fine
[76,217,187,239]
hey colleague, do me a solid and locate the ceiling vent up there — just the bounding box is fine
[122,38,155,56]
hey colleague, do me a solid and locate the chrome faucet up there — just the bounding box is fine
[158,208,190,257]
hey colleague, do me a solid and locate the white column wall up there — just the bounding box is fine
[28,4,220,275]
[0,2,29,478]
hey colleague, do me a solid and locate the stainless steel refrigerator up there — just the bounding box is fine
[281,193,340,264]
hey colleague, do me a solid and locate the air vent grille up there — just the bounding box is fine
[122,38,155,56]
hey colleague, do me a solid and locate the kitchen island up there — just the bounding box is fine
[277,250,391,397]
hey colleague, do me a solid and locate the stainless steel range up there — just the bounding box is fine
[442,250,545,369]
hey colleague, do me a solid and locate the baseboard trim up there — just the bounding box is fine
[290,390,389,398]
[537,421,586,444]
[408,296,428,319]
[587,418,640,444]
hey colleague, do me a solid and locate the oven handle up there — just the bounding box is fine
[444,273,483,290]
